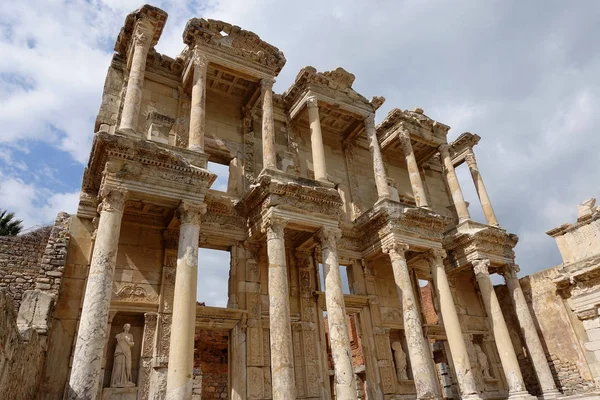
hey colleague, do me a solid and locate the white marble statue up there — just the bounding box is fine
[475,343,492,379]
[391,341,408,381]
[110,323,136,388]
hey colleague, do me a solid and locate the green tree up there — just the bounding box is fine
[0,209,23,236]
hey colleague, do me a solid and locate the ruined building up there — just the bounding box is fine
[1,4,600,400]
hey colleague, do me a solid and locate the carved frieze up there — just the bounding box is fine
[113,284,159,304]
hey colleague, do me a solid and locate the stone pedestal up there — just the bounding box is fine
[502,265,561,399]
[473,259,535,400]
[385,243,440,400]
[319,227,357,400]
[266,217,296,400]
[101,387,138,400]
[67,189,127,400]
[165,202,205,400]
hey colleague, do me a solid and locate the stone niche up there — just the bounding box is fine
[103,313,145,389]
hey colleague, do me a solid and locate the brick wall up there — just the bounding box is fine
[0,213,70,310]
[195,329,229,400]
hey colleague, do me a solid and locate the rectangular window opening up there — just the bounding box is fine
[207,160,230,193]
[318,263,351,294]
[196,247,230,308]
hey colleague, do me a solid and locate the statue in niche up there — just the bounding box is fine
[391,341,408,381]
[110,323,136,388]
[475,343,492,379]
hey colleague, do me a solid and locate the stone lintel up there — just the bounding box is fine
[80,133,214,215]
[287,88,371,122]
[448,131,481,167]
[182,18,286,78]
[284,66,373,117]
[443,220,518,271]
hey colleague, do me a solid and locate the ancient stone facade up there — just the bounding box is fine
[496,199,600,398]
[2,4,600,400]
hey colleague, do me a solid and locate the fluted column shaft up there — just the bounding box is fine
[319,228,357,400]
[266,217,296,400]
[473,259,534,399]
[465,150,499,226]
[261,78,277,171]
[166,202,205,400]
[119,22,155,136]
[365,115,390,200]
[307,96,327,182]
[502,265,560,399]
[188,51,208,152]
[399,131,429,207]
[384,243,440,400]
[428,252,481,399]
[439,144,470,222]
[67,189,127,400]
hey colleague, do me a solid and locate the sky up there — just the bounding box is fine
[1,0,598,307]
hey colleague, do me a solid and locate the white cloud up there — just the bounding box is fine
[0,177,79,230]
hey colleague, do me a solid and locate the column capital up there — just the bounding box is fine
[317,226,341,250]
[260,77,275,91]
[438,143,450,157]
[382,241,409,259]
[465,148,477,168]
[424,249,447,264]
[265,216,288,239]
[191,48,208,69]
[501,263,520,280]
[177,201,206,225]
[306,95,319,109]
[364,114,376,130]
[473,259,491,278]
[98,189,128,214]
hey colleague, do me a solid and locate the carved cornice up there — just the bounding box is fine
[182,18,286,75]
[377,108,450,142]
[448,132,481,167]
[283,66,373,113]
[114,5,168,57]
[239,169,343,221]
[79,133,215,216]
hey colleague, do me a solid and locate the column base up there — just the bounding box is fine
[507,391,537,400]
[460,395,484,400]
[538,388,562,399]
[116,127,140,138]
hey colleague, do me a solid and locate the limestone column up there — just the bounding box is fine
[265,217,296,400]
[502,264,561,399]
[383,243,440,400]
[261,78,277,171]
[427,251,481,400]
[439,144,470,222]
[465,150,499,226]
[166,202,206,400]
[318,227,357,400]
[307,96,327,182]
[118,21,155,136]
[473,259,534,400]
[398,131,429,208]
[67,189,127,400]
[364,115,391,200]
[188,51,208,152]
